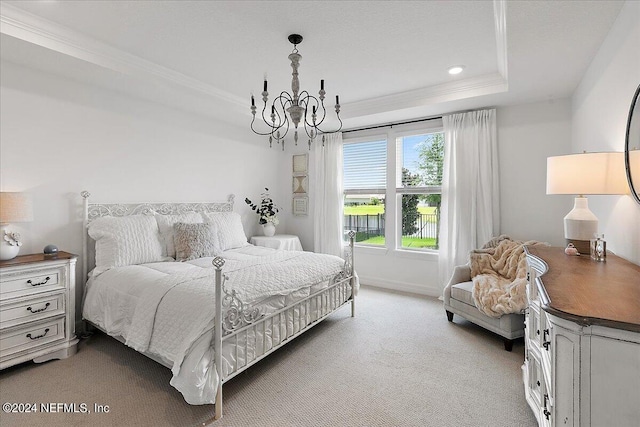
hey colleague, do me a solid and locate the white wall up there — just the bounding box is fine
[497,99,572,246]
[572,0,640,265]
[282,101,572,297]
[1,60,287,316]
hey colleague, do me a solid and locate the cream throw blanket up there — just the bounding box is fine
[469,236,544,318]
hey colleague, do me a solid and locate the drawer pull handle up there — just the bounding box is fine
[27,276,50,287]
[26,328,50,340]
[27,303,50,313]
[543,328,551,350]
[543,394,551,420]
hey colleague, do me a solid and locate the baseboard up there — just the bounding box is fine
[358,275,441,298]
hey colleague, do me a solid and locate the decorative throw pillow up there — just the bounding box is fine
[155,213,203,259]
[88,215,164,275]
[201,212,248,251]
[173,222,220,261]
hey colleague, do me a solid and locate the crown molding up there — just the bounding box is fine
[341,73,508,119]
[0,3,246,108]
[494,0,508,80]
[1,2,509,121]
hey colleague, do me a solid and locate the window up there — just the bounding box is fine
[343,139,387,245]
[396,132,444,250]
[343,124,444,251]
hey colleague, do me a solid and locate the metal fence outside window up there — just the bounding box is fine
[343,212,439,241]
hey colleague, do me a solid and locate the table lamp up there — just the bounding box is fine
[546,152,628,254]
[0,192,34,260]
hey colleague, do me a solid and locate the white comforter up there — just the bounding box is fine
[83,246,351,404]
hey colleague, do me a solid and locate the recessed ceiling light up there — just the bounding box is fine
[448,66,465,75]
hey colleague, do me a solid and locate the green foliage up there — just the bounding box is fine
[370,197,382,206]
[357,235,437,248]
[417,133,444,208]
[416,133,444,248]
[401,168,420,236]
[344,205,436,216]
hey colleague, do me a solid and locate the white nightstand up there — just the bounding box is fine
[0,252,79,369]
[250,234,303,251]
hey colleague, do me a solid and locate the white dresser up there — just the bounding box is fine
[0,252,78,369]
[523,246,640,427]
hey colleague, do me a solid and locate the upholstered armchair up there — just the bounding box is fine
[443,263,525,351]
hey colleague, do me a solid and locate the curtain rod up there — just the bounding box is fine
[341,107,495,134]
[341,115,443,134]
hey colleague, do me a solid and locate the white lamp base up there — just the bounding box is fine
[0,242,20,260]
[0,224,21,260]
[563,197,598,255]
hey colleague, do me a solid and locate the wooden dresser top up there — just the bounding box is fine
[0,252,77,268]
[525,245,640,332]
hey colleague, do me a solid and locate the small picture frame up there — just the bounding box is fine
[292,196,309,216]
[293,154,308,176]
[293,175,308,194]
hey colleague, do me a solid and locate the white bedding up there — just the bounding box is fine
[83,245,353,404]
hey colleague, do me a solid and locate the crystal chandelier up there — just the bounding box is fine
[250,34,342,150]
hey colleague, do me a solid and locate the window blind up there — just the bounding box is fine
[343,140,387,191]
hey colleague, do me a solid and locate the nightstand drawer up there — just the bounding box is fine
[0,317,65,359]
[0,292,65,330]
[0,267,63,300]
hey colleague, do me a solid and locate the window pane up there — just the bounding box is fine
[343,139,387,246]
[343,140,387,191]
[397,132,444,188]
[398,132,443,250]
[401,194,439,249]
[343,195,385,245]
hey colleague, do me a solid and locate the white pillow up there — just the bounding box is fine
[88,215,164,275]
[173,222,220,261]
[155,212,203,259]
[201,212,248,251]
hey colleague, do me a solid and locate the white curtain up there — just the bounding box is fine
[438,109,500,291]
[312,132,344,257]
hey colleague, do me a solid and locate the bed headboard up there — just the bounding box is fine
[80,190,235,283]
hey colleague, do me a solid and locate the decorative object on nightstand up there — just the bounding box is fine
[546,152,628,255]
[250,234,303,251]
[590,234,606,261]
[0,252,79,369]
[564,243,579,256]
[0,192,34,261]
[245,188,279,236]
[43,244,59,257]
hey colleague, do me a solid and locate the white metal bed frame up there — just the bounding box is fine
[80,191,356,421]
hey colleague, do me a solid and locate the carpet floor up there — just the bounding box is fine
[0,286,537,427]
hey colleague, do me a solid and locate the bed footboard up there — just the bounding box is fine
[211,231,356,420]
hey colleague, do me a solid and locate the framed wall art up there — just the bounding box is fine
[292,196,308,216]
[293,175,308,194]
[292,153,308,176]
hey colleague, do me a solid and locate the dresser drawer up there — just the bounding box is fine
[0,317,65,359]
[527,351,544,409]
[0,292,65,330]
[0,267,64,300]
[527,304,541,346]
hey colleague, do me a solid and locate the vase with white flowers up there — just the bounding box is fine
[245,188,280,237]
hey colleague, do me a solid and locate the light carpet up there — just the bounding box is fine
[0,286,537,427]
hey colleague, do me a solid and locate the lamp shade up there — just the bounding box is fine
[0,192,34,223]
[546,152,628,195]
